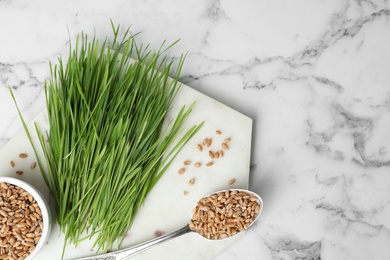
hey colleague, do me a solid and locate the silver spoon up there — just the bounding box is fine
[73,189,263,260]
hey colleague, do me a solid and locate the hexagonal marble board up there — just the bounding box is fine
[0,77,252,259]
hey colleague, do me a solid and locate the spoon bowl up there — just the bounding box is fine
[189,188,263,241]
[75,189,263,260]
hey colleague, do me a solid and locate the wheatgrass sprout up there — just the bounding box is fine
[11,24,203,253]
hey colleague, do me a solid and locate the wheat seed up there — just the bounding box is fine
[228,178,236,185]
[30,162,37,170]
[18,153,28,159]
[221,143,229,150]
[178,168,186,175]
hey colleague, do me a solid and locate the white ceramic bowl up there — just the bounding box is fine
[0,177,51,259]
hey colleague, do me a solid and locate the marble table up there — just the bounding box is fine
[1,1,389,259]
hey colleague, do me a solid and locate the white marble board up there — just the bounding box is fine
[0,80,253,259]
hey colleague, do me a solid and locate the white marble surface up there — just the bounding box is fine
[1,0,390,259]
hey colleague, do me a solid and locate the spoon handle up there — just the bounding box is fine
[73,225,192,260]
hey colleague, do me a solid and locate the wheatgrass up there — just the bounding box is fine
[11,23,203,253]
